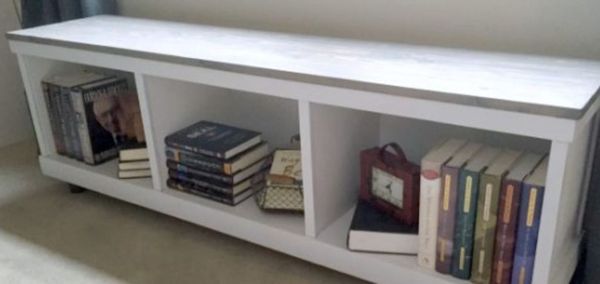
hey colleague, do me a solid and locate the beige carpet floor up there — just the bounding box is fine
[0,140,365,284]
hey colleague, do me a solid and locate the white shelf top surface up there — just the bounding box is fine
[8,15,600,119]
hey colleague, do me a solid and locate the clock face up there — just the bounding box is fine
[371,167,404,208]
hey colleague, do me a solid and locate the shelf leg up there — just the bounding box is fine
[69,184,87,194]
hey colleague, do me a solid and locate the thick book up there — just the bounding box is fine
[471,149,523,284]
[167,178,256,206]
[491,153,544,284]
[418,138,467,269]
[168,168,267,196]
[42,82,66,155]
[166,158,270,185]
[118,169,151,179]
[347,200,418,254]
[165,121,261,159]
[451,147,501,279]
[435,142,483,274]
[119,142,148,161]
[71,77,129,165]
[118,160,150,171]
[43,71,109,159]
[511,157,548,284]
[166,142,269,175]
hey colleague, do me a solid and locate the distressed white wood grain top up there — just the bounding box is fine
[7,15,600,119]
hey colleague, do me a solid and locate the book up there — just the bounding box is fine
[42,82,66,155]
[167,178,256,206]
[451,146,501,279]
[347,200,419,254]
[166,142,269,175]
[511,157,548,284]
[168,168,267,196]
[70,77,129,164]
[491,153,544,284]
[118,169,151,179]
[418,139,467,269]
[119,142,148,161]
[471,149,523,284]
[267,149,302,185]
[118,160,150,171]
[43,71,110,159]
[166,158,270,185]
[165,121,261,159]
[435,142,484,274]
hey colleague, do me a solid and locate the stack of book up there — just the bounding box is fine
[165,121,270,206]
[118,143,150,179]
[417,139,548,284]
[42,70,145,165]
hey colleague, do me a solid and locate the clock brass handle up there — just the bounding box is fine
[379,142,408,165]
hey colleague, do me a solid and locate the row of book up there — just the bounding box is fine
[419,139,548,284]
[42,71,145,165]
[164,121,271,206]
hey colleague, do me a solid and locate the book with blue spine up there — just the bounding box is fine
[165,121,262,159]
[511,157,548,284]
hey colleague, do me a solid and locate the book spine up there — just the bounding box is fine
[168,169,235,195]
[166,160,233,184]
[166,148,228,174]
[435,166,460,274]
[60,86,83,160]
[491,179,522,284]
[511,183,544,284]
[71,89,95,164]
[43,82,66,155]
[418,161,441,269]
[167,178,235,205]
[53,83,74,157]
[451,170,480,279]
[471,174,502,284]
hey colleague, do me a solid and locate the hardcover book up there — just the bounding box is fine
[118,160,150,171]
[42,82,66,155]
[511,157,548,284]
[267,150,302,185]
[71,77,130,165]
[168,168,267,196]
[451,146,501,279]
[118,169,151,179]
[491,153,544,284]
[471,149,522,284]
[119,142,148,162]
[165,142,269,175]
[418,139,467,269]
[166,158,270,185]
[167,178,256,206]
[435,142,483,274]
[347,200,418,254]
[165,121,261,159]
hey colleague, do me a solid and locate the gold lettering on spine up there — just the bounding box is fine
[464,176,473,213]
[503,184,514,223]
[443,174,451,210]
[483,183,493,221]
[527,188,538,227]
[459,247,465,269]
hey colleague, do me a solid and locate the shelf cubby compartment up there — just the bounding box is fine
[141,75,305,235]
[304,102,551,274]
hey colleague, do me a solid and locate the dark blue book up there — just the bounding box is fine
[165,121,261,159]
[511,157,548,284]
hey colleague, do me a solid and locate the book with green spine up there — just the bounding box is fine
[471,149,522,284]
[451,147,501,279]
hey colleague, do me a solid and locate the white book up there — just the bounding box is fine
[418,139,467,269]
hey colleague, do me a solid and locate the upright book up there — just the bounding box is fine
[471,149,522,284]
[165,121,261,159]
[435,142,483,274]
[451,146,501,279]
[491,153,544,284]
[511,157,548,284]
[348,200,418,254]
[418,138,467,269]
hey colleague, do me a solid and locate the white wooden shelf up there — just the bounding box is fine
[9,15,600,284]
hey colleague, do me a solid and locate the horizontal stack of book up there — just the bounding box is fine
[118,143,150,179]
[42,70,145,165]
[165,121,270,206]
[417,139,548,284]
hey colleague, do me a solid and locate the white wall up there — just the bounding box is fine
[0,2,34,147]
[118,0,600,60]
